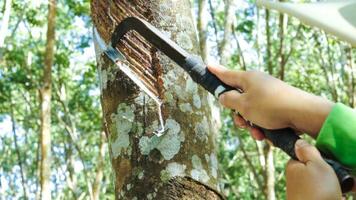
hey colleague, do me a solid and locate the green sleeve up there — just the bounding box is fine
[316,103,356,174]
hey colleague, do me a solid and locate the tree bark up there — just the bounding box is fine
[39,0,56,199]
[91,0,223,199]
[0,0,11,47]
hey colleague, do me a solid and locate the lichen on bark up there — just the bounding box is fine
[138,118,184,160]
[110,103,135,158]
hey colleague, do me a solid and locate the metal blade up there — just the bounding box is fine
[92,27,166,136]
[111,17,189,66]
[93,28,125,61]
[93,28,159,103]
[105,46,126,63]
[93,28,108,55]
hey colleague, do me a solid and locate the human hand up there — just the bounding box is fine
[286,139,342,200]
[208,64,334,138]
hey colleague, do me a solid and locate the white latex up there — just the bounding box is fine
[257,0,356,47]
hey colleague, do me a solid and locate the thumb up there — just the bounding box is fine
[219,90,243,110]
[207,64,246,90]
[295,139,323,164]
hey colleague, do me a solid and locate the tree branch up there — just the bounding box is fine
[9,91,28,200]
[53,84,94,200]
[232,24,247,71]
[233,128,263,191]
[265,9,273,75]
[208,0,219,47]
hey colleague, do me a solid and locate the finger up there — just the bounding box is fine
[207,64,246,89]
[286,159,305,184]
[285,159,306,199]
[294,139,322,164]
[219,90,243,110]
[286,159,304,173]
[233,115,248,128]
[249,127,265,141]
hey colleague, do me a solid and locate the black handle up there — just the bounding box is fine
[261,127,354,193]
[262,128,299,159]
[183,56,354,193]
[183,56,235,98]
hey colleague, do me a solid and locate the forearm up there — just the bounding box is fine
[287,87,334,138]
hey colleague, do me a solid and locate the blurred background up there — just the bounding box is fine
[0,0,354,199]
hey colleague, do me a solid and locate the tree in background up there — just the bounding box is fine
[0,0,12,48]
[0,0,113,199]
[39,0,56,199]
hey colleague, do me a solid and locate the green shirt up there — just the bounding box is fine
[316,103,356,174]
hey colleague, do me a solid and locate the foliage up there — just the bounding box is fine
[0,0,114,199]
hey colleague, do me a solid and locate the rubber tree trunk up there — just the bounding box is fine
[39,0,56,199]
[91,0,223,199]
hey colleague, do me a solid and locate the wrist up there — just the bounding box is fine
[288,88,334,138]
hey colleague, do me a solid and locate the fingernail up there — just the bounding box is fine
[295,139,308,149]
[219,94,225,103]
[240,125,247,129]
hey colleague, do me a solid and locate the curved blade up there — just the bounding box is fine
[92,27,166,136]
[93,28,125,61]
